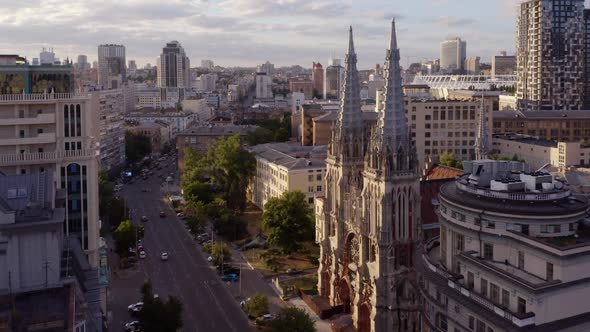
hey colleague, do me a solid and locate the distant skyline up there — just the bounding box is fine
[2,0,589,69]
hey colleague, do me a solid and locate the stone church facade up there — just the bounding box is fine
[316,21,422,332]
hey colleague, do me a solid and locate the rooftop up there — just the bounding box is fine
[493,133,558,148]
[250,143,327,170]
[494,109,590,120]
[178,124,257,136]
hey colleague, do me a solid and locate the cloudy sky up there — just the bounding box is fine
[0,0,587,69]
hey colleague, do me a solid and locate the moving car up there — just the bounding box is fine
[161,252,169,261]
[141,216,148,222]
[221,273,239,282]
[127,302,143,314]
[159,211,166,218]
[260,314,274,321]
[139,251,146,259]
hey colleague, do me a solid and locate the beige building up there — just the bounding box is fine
[95,89,126,172]
[493,133,590,169]
[176,124,257,171]
[247,143,327,209]
[493,110,590,142]
[419,159,590,331]
[127,121,172,153]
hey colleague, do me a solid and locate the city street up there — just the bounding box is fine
[109,159,254,332]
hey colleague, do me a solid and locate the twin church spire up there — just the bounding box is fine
[332,20,415,174]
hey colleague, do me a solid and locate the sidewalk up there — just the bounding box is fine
[288,297,332,332]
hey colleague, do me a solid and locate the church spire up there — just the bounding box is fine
[474,93,489,160]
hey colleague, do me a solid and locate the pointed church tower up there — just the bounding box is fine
[474,93,490,160]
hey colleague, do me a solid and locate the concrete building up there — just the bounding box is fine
[367,74,385,101]
[289,77,313,99]
[316,22,422,332]
[312,62,324,96]
[125,109,197,136]
[491,52,517,77]
[256,72,273,99]
[516,0,585,111]
[418,159,590,331]
[324,58,344,100]
[39,47,57,65]
[176,124,257,170]
[440,37,466,72]
[248,143,327,209]
[464,56,480,75]
[127,121,171,153]
[95,89,126,172]
[257,61,274,76]
[157,41,191,89]
[0,54,73,94]
[97,44,126,89]
[201,59,214,70]
[76,54,90,70]
[493,109,590,142]
[198,73,217,92]
[228,84,239,103]
[136,85,161,109]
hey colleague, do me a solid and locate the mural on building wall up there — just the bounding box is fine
[31,72,71,93]
[0,73,26,94]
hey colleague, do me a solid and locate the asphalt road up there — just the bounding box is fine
[109,159,253,332]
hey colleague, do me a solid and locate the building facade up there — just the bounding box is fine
[157,41,191,89]
[248,143,326,209]
[440,37,466,72]
[491,53,517,77]
[516,0,586,111]
[493,109,590,142]
[97,44,126,89]
[312,62,324,96]
[316,22,422,332]
[418,159,590,331]
[256,72,273,99]
[324,59,344,100]
[0,54,74,94]
[95,89,126,172]
[289,77,314,99]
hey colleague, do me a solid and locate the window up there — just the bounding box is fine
[308,175,314,181]
[37,128,43,134]
[517,297,526,314]
[487,328,494,332]
[308,186,314,192]
[469,316,475,330]
[308,197,314,204]
[502,289,510,308]
[483,243,493,260]
[476,320,486,332]
[467,271,474,289]
[481,278,488,297]
[541,225,549,233]
[19,130,25,138]
[316,174,322,181]
[490,283,500,304]
[554,224,561,233]
[317,185,322,192]
[518,251,525,269]
[546,262,554,281]
[38,148,43,153]
[486,220,495,229]
[18,110,25,118]
[455,233,464,251]
[436,313,447,331]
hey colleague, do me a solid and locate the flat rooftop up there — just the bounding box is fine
[493,134,558,148]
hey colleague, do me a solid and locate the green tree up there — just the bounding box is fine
[210,242,231,266]
[439,151,456,167]
[270,307,316,332]
[139,281,183,332]
[126,131,152,165]
[262,191,315,254]
[207,134,256,211]
[244,293,269,318]
[184,181,214,204]
[246,127,275,145]
[113,220,144,256]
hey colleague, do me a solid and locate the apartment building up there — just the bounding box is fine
[125,109,197,136]
[418,159,590,331]
[95,89,126,172]
[493,109,590,142]
[247,143,327,209]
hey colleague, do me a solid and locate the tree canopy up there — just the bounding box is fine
[270,307,316,332]
[244,293,269,318]
[139,281,183,332]
[126,131,152,165]
[262,191,315,254]
[113,220,144,256]
[439,151,463,170]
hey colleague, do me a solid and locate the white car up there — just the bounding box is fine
[139,251,147,259]
[125,320,140,331]
[161,252,169,261]
[207,256,213,262]
[127,302,143,313]
[260,314,274,321]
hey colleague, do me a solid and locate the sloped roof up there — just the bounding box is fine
[424,164,462,181]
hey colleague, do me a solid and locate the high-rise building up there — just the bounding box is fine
[255,72,273,99]
[76,54,89,70]
[323,58,344,99]
[0,54,73,94]
[201,59,214,70]
[440,37,466,72]
[289,77,313,99]
[39,47,57,65]
[464,56,480,74]
[128,60,137,72]
[157,41,191,89]
[257,61,274,76]
[98,44,126,89]
[491,52,517,77]
[95,89,126,172]
[312,62,324,96]
[316,21,421,331]
[516,0,585,111]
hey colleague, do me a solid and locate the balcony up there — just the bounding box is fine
[0,113,56,126]
[0,132,56,146]
[0,93,88,103]
[0,149,97,166]
[418,238,536,328]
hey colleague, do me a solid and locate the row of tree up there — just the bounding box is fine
[244,117,291,146]
[138,281,183,332]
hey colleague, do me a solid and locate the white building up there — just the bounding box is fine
[464,56,480,74]
[248,143,327,209]
[324,59,344,99]
[256,73,273,99]
[125,110,197,136]
[39,47,57,65]
[228,84,239,103]
[157,41,191,89]
[98,44,126,89]
[440,37,466,72]
[257,61,275,76]
[198,73,217,91]
[95,89,126,172]
[201,59,214,70]
[136,86,161,109]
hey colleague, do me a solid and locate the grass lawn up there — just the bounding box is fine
[280,274,318,297]
[241,241,320,277]
[240,202,264,237]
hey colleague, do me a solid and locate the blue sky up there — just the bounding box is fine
[0,0,587,68]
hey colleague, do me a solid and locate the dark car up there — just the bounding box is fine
[221,274,239,282]
[159,211,165,218]
[141,216,148,222]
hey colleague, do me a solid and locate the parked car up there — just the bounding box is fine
[221,273,239,282]
[127,302,143,314]
[125,320,140,331]
[139,251,147,259]
[286,268,301,275]
[159,211,166,218]
[161,252,169,261]
[176,212,184,219]
[141,216,148,222]
[260,314,274,321]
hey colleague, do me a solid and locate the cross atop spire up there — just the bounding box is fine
[389,19,398,52]
[345,26,357,65]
